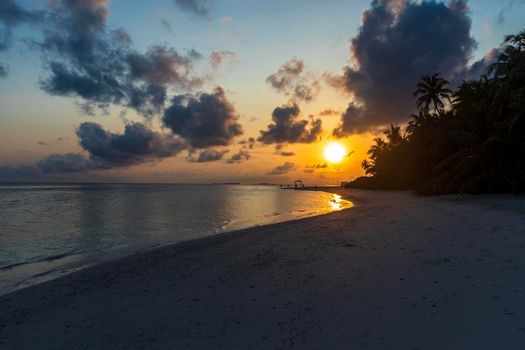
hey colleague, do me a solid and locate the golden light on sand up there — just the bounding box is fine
[324,142,346,163]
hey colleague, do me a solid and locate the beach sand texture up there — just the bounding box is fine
[1,189,525,349]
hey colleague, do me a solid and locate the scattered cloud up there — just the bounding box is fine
[279,151,295,157]
[496,0,525,24]
[76,122,186,168]
[238,137,255,149]
[258,104,322,144]
[172,0,210,18]
[0,153,89,178]
[0,0,42,78]
[210,50,236,69]
[266,58,320,102]
[163,87,243,148]
[268,161,296,175]
[328,0,478,136]
[160,18,174,34]
[226,150,250,164]
[189,149,229,163]
[319,108,340,116]
[38,0,203,118]
[274,144,295,156]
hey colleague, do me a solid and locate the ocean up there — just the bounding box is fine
[0,183,351,294]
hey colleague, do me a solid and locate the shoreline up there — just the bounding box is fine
[0,187,352,296]
[2,189,525,348]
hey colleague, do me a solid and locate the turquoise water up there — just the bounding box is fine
[0,183,351,294]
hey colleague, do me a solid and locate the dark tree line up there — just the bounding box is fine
[349,30,525,195]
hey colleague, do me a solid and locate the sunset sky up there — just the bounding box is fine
[0,0,523,184]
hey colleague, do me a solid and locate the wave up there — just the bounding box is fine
[0,250,84,271]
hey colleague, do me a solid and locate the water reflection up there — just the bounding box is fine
[328,194,346,211]
[0,184,353,295]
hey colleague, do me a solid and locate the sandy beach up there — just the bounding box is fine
[1,189,525,349]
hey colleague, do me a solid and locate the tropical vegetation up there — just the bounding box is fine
[349,30,525,195]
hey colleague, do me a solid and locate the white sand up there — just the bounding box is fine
[1,189,525,349]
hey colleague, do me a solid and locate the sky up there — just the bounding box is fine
[0,0,523,184]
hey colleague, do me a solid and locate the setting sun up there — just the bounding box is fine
[324,142,346,163]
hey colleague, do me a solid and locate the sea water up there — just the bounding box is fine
[0,183,352,294]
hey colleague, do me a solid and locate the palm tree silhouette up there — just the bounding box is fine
[413,73,453,114]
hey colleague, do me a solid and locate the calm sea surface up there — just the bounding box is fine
[0,183,352,294]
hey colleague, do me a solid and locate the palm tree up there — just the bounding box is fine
[384,124,404,148]
[406,111,429,135]
[413,73,453,114]
[489,30,525,79]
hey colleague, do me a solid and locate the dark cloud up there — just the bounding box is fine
[451,48,501,85]
[258,104,322,144]
[76,122,186,167]
[266,58,320,102]
[210,51,235,69]
[329,0,478,136]
[163,87,243,148]
[305,163,329,171]
[189,149,229,163]
[36,153,90,173]
[0,153,89,178]
[38,0,202,117]
[268,162,296,175]
[0,164,39,177]
[226,150,250,164]
[0,0,42,78]
[274,144,295,156]
[238,137,256,149]
[279,151,295,157]
[172,0,210,17]
[319,108,340,116]
[128,46,203,87]
[304,163,331,174]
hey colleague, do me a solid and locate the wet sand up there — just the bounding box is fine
[1,189,525,349]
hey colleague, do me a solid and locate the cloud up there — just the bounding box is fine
[451,48,501,85]
[274,144,295,156]
[258,104,322,144]
[226,150,250,164]
[0,153,89,178]
[128,46,203,87]
[76,122,186,168]
[328,0,478,136]
[172,0,210,17]
[189,149,229,162]
[238,137,255,149]
[279,151,295,157]
[0,0,42,78]
[210,51,235,69]
[36,153,90,173]
[496,0,525,24]
[304,163,329,173]
[163,87,243,148]
[319,108,340,116]
[268,162,296,175]
[38,0,203,118]
[266,58,320,102]
[160,19,174,34]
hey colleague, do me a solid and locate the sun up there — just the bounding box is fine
[324,142,346,163]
